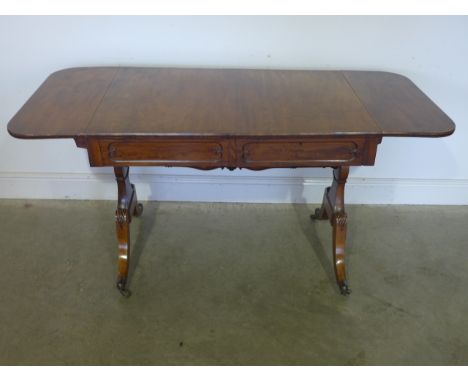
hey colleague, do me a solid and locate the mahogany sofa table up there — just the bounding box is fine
[7,67,455,296]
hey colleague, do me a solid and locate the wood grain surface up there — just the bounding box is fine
[7,67,455,140]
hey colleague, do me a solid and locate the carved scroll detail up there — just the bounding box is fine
[335,212,347,226]
[115,208,129,224]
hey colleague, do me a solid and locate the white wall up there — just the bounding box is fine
[0,16,467,204]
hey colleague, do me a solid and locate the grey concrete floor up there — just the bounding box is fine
[0,200,467,365]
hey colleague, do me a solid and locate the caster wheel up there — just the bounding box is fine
[311,208,321,220]
[134,203,144,217]
[116,279,132,297]
[339,282,351,296]
[311,208,326,220]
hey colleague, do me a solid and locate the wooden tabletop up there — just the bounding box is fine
[7,67,455,140]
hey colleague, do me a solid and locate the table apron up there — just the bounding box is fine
[85,136,381,168]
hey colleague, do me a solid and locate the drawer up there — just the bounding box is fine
[90,139,228,167]
[240,139,364,166]
[86,136,378,168]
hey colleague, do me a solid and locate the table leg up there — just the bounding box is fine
[114,166,143,297]
[311,166,351,295]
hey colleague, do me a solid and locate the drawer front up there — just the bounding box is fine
[86,136,379,168]
[241,139,363,166]
[93,139,228,167]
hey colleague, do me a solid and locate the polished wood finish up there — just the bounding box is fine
[312,167,350,295]
[7,67,455,296]
[237,136,380,168]
[87,136,380,169]
[8,67,454,139]
[114,166,143,296]
[92,137,232,169]
[343,71,454,137]
[8,68,119,139]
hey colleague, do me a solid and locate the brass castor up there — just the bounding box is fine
[134,203,144,217]
[310,208,321,220]
[116,277,132,297]
[339,282,351,296]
